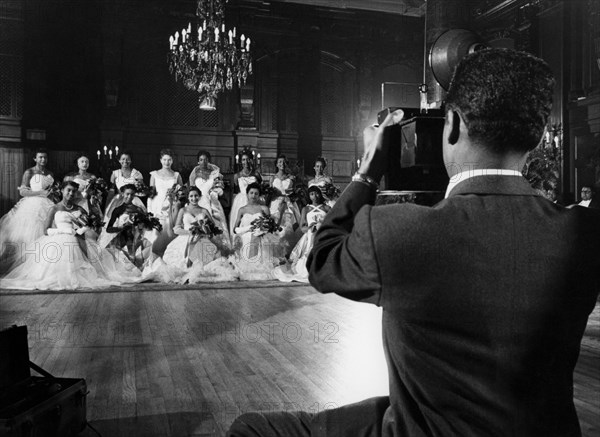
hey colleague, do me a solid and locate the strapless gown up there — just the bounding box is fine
[269,177,302,256]
[232,212,284,281]
[0,211,141,290]
[147,171,180,254]
[228,175,259,241]
[0,173,56,274]
[273,205,328,283]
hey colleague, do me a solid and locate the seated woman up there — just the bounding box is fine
[63,153,99,214]
[0,181,141,291]
[232,183,284,281]
[269,155,302,256]
[162,187,219,270]
[101,184,155,268]
[0,148,56,274]
[273,185,330,283]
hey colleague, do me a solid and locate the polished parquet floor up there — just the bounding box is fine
[1,282,598,437]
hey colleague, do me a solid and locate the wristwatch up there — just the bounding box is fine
[351,172,379,190]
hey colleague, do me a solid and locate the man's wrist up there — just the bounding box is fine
[351,172,379,190]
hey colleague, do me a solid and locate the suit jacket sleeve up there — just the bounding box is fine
[307,181,382,305]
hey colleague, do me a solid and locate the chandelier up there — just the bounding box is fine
[168,0,253,110]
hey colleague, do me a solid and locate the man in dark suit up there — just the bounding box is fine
[227,49,600,436]
[578,185,600,209]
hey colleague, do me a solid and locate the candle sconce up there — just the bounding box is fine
[233,147,260,173]
[96,140,120,180]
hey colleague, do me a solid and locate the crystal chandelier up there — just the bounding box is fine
[168,0,253,110]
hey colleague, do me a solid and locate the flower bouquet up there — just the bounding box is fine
[72,211,106,234]
[128,211,163,232]
[260,182,281,206]
[134,180,157,199]
[46,182,63,204]
[84,178,109,210]
[189,219,223,239]
[323,182,341,200]
[250,213,282,237]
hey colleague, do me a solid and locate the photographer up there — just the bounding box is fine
[227,49,600,437]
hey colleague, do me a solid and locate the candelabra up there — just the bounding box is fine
[95,142,120,180]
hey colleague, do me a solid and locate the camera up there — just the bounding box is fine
[376,107,448,204]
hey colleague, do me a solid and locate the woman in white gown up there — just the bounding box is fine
[0,149,56,274]
[63,154,98,214]
[273,186,330,283]
[0,181,141,291]
[228,150,262,242]
[269,155,302,256]
[307,156,336,207]
[147,149,183,255]
[103,151,145,222]
[232,183,284,281]
[188,151,231,251]
[162,187,238,283]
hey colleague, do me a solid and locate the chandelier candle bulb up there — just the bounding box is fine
[228,30,232,44]
[109,149,113,159]
[246,38,250,51]
[103,145,107,155]
[233,27,236,37]
[97,150,100,159]
[188,23,192,34]
[222,23,225,33]
[115,145,119,155]
[235,154,239,164]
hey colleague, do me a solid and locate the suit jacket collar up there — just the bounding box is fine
[447,175,541,198]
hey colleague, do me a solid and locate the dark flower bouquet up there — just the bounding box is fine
[84,178,109,207]
[166,183,187,204]
[250,213,282,236]
[189,219,223,239]
[134,180,157,198]
[72,211,105,233]
[323,183,342,200]
[260,182,281,206]
[128,211,163,232]
[46,182,63,204]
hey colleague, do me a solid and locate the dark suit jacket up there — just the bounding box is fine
[308,175,600,437]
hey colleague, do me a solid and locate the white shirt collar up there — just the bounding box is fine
[445,169,524,199]
[578,199,592,207]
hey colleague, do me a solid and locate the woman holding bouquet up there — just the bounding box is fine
[273,185,330,283]
[0,149,56,274]
[162,187,239,283]
[147,149,183,254]
[228,149,262,242]
[269,155,302,256]
[63,154,99,213]
[103,151,145,222]
[232,183,284,280]
[189,151,231,250]
[0,181,141,290]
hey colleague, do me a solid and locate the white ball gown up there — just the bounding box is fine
[273,204,327,283]
[232,212,285,281]
[147,170,180,253]
[69,175,94,212]
[192,164,231,251]
[0,210,141,290]
[228,175,260,241]
[269,177,302,255]
[0,173,55,273]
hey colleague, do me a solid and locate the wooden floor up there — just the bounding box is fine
[0,283,598,437]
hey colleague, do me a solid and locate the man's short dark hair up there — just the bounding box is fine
[445,48,555,154]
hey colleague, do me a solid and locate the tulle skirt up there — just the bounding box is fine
[0,196,55,274]
[272,230,314,283]
[162,235,220,270]
[228,192,248,239]
[232,232,284,281]
[0,234,141,291]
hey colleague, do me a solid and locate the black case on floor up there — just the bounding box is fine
[0,325,87,437]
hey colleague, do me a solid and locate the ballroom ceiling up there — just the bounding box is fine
[246,0,427,17]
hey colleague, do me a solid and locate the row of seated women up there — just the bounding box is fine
[0,148,332,290]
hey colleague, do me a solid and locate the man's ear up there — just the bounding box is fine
[447,110,461,145]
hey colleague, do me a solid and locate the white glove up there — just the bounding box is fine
[235,225,253,235]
